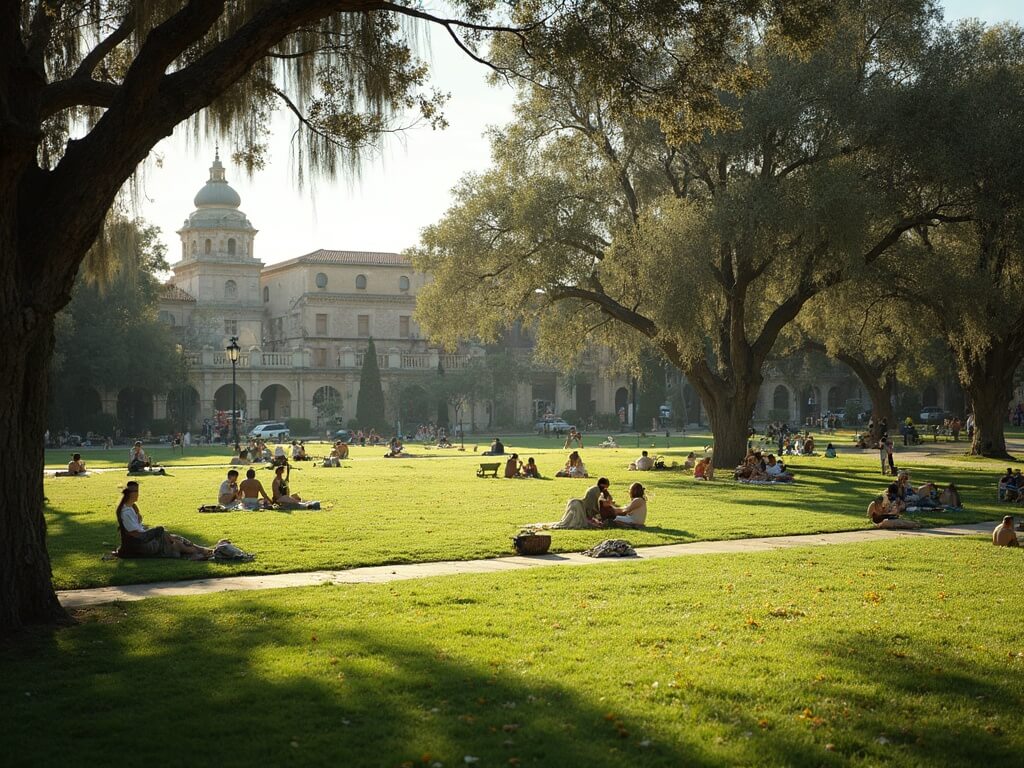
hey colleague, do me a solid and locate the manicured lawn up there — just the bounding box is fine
[4,537,1022,767]
[43,436,1008,590]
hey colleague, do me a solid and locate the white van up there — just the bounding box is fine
[249,422,290,439]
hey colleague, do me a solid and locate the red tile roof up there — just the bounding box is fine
[161,283,196,302]
[264,249,411,272]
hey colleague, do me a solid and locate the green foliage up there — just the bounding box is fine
[560,409,579,425]
[148,419,174,435]
[355,338,386,431]
[79,413,118,437]
[767,409,791,422]
[285,418,312,435]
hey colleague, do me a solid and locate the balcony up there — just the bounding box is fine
[184,347,475,372]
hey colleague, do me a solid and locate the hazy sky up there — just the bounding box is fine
[139,1,1023,267]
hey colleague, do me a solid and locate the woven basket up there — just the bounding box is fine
[513,532,551,555]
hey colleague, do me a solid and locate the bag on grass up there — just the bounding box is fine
[213,540,255,562]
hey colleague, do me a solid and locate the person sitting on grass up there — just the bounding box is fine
[524,477,608,529]
[523,457,541,478]
[940,482,963,510]
[272,464,317,508]
[629,450,654,471]
[67,453,87,475]
[555,450,588,478]
[611,482,648,527]
[694,457,715,480]
[218,469,242,506]
[824,442,837,458]
[290,440,304,461]
[884,482,907,516]
[895,471,918,504]
[128,441,153,472]
[504,453,524,478]
[116,481,214,559]
[230,447,250,466]
[682,451,697,472]
[482,437,505,456]
[803,434,816,455]
[385,436,405,458]
[998,468,1017,501]
[913,481,941,508]
[993,515,1020,547]
[239,468,272,510]
[765,454,794,482]
[867,494,920,529]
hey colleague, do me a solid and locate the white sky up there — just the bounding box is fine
[138,0,1024,266]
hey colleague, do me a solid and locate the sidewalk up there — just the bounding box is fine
[58,521,996,609]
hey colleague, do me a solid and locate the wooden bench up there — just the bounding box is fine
[477,462,501,478]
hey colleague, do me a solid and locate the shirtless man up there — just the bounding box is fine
[239,468,272,509]
[868,495,919,529]
[218,469,242,506]
[67,453,87,474]
[992,515,1020,547]
[630,450,654,471]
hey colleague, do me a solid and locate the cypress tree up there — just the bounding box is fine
[357,338,387,430]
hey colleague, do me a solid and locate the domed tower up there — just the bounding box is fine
[170,151,264,347]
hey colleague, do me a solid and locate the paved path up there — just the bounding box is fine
[58,521,997,609]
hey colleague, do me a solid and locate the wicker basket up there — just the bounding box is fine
[512,532,552,555]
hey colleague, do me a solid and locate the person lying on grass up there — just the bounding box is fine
[998,468,1019,502]
[239,468,272,510]
[940,483,963,509]
[116,481,214,559]
[67,453,86,474]
[609,482,648,527]
[764,454,794,482]
[992,515,1020,547]
[219,469,242,507]
[734,451,767,481]
[229,448,251,465]
[867,495,920,529]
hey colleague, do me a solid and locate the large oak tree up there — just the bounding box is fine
[2,0,821,633]
[412,0,963,470]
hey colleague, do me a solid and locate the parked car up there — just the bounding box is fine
[919,407,947,423]
[535,418,574,433]
[249,422,290,439]
[332,429,352,443]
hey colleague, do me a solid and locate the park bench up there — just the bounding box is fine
[477,462,501,478]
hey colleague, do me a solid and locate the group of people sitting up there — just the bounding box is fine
[528,477,648,530]
[996,468,1024,502]
[779,433,816,456]
[734,450,794,483]
[504,454,542,478]
[217,464,320,510]
[555,450,588,478]
[482,437,505,455]
[867,471,962,528]
[322,440,349,467]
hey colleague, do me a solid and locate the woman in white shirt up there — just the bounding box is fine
[116,482,213,559]
[612,482,648,527]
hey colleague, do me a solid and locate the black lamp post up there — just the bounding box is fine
[226,337,241,445]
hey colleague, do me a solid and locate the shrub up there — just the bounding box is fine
[590,413,623,431]
[285,418,311,435]
[148,418,175,435]
[767,409,791,423]
[77,412,117,437]
[560,409,579,425]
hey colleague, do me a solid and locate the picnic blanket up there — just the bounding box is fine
[524,499,600,530]
[53,471,91,477]
[735,479,795,485]
[127,468,167,476]
[582,539,636,558]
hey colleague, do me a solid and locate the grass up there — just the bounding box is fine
[4,536,1022,767]
[43,434,1009,590]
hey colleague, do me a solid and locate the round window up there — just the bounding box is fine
[315,272,328,289]
[355,274,367,289]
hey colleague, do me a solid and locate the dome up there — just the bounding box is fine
[193,151,242,208]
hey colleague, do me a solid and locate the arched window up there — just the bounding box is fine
[262,286,269,303]
[204,238,212,255]
[191,240,197,255]
[225,280,237,299]
[227,238,236,255]
[355,274,367,290]
[158,310,176,326]
[399,275,410,292]
[315,272,328,289]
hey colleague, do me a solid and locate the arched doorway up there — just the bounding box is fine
[260,384,292,420]
[117,387,154,435]
[531,374,557,420]
[800,385,820,421]
[827,386,842,412]
[166,385,201,430]
[615,386,629,425]
[312,385,342,427]
[399,384,431,426]
[214,384,247,416]
[772,385,790,421]
[64,385,104,434]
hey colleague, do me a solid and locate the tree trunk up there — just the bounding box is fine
[686,370,761,469]
[0,312,71,633]
[833,351,894,427]
[960,344,1018,459]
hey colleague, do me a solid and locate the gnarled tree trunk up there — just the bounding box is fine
[959,342,1019,459]
[687,367,762,470]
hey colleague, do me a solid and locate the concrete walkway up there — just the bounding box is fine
[58,521,997,609]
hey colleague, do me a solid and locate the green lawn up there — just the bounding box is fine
[43,436,1008,590]
[4,537,1022,767]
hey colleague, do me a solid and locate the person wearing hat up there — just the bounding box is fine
[992,516,1020,547]
[115,481,213,559]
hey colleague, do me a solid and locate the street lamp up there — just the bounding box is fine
[226,336,241,446]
